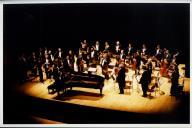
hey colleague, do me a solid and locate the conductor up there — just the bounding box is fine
[117,63,126,94]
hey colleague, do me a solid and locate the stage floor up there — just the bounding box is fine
[15,64,190,116]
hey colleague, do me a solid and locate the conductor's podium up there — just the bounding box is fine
[48,72,105,96]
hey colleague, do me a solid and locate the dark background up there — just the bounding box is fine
[3,3,190,124]
[4,3,190,64]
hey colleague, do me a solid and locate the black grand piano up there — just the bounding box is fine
[47,71,105,96]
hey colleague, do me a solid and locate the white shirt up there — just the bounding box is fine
[45,59,49,68]
[102,59,106,66]
[91,51,95,58]
[142,48,146,53]
[67,59,70,65]
[116,45,120,52]
[50,54,54,61]
[96,45,99,51]
[128,47,131,52]
[120,54,123,59]
[59,52,62,58]
[156,49,160,55]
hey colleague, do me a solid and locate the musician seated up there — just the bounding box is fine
[47,72,71,93]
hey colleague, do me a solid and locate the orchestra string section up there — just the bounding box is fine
[17,40,183,97]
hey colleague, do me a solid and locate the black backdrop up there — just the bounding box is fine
[3,3,190,73]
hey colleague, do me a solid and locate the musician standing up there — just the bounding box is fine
[95,41,101,52]
[90,47,96,63]
[114,41,121,55]
[127,43,134,55]
[104,41,110,52]
[147,57,152,84]
[139,66,149,97]
[126,43,134,64]
[44,54,51,79]
[170,65,179,96]
[154,44,162,67]
[52,64,60,83]
[37,48,43,62]
[48,50,54,62]
[101,52,110,79]
[117,64,126,94]
[141,44,148,56]
[164,49,171,63]
[120,49,125,60]
[55,48,64,59]
[135,50,141,75]
[94,41,101,62]
[66,55,74,71]
[76,55,84,72]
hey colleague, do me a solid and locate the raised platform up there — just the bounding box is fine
[13,64,190,123]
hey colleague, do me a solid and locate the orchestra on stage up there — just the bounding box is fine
[17,40,182,97]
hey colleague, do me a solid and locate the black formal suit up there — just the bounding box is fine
[136,54,141,69]
[119,53,126,60]
[117,67,126,94]
[95,44,102,52]
[127,47,134,56]
[54,51,64,59]
[53,66,60,82]
[139,70,149,97]
[141,48,148,56]
[101,58,110,79]
[114,45,121,55]
[63,58,70,72]
[44,58,52,79]
[170,70,179,96]
[154,48,163,60]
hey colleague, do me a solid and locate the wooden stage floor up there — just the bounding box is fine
[12,64,190,124]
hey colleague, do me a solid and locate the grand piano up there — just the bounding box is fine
[48,71,105,96]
